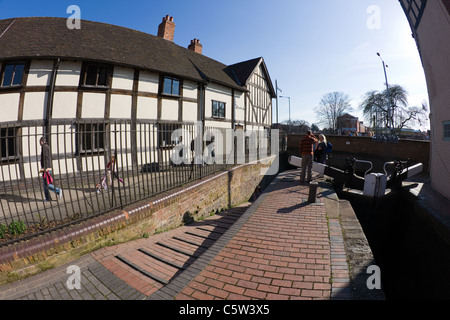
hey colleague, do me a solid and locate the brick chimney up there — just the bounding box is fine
[188,38,203,54]
[157,15,175,41]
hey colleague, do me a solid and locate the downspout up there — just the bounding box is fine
[45,58,60,139]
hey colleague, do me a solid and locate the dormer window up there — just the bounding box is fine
[1,62,25,87]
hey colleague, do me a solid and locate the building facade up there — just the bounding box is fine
[0,16,275,181]
[400,0,450,199]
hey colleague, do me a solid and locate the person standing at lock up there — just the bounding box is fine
[299,130,318,183]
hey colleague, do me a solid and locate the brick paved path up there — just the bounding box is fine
[0,170,351,300]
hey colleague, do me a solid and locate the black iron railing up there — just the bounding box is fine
[0,120,274,246]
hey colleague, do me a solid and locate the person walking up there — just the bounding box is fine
[299,130,318,183]
[40,137,62,201]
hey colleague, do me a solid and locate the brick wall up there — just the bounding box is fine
[287,134,430,172]
[0,159,274,285]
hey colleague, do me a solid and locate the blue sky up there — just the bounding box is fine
[0,0,429,129]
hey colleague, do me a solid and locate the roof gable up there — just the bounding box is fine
[226,57,276,97]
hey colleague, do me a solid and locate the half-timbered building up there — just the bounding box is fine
[0,16,275,181]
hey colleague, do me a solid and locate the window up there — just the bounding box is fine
[1,63,25,87]
[0,127,18,163]
[77,123,105,154]
[158,123,181,148]
[82,64,109,87]
[212,100,226,118]
[444,121,450,141]
[162,76,180,96]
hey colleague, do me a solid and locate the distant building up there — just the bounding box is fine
[337,113,367,136]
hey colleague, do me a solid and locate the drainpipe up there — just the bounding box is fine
[45,58,60,140]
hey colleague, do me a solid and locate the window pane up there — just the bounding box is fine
[172,79,180,95]
[12,64,25,85]
[212,101,218,117]
[97,67,108,86]
[219,102,225,117]
[2,64,14,87]
[444,123,450,138]
[163,77,172,95]
[85,65,98,85]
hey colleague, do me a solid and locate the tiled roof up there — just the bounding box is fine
[0,17,260,91]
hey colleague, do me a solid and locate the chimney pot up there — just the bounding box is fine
[188,38,202,54]
[158,15,175,41]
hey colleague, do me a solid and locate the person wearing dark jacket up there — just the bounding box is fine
[40,137,62,201]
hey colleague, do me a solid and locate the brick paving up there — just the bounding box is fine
[0,169,353,300]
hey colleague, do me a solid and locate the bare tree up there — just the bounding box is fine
[315,92,353,134]
[280,119,310,134]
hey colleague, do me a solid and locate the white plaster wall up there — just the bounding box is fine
[22,92,48,121]
[415,1,450,200]
[22,126,43,179]
[112,66,134,91]
[182,101,197,122]
[205,120,231,129]
[109,123,132,169]
[55,61,81,86]
[0,163,19,181]
[138,71,159,93]
[49,124,76,175]
[26,60,53,86]
[183,80,198,99]
[110,94,132,119]
[81,92,105,118]
[137,96,158,119]
[52,92,78,119]
[205,83,232,119]
[160,99,179,121]
[234,91,245,124]
[82,155,105,172]
[0,93,20,122]
[136,123,158,165]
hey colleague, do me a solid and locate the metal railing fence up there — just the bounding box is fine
[0,119,272,246]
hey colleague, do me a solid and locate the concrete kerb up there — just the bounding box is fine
[319,178,386,300]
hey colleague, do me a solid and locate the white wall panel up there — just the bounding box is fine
[55,61,81,86]
[52,92,77,119]
[112,66,134,91]
[81,92,105,118]
[110,94,132,119]
[160,99,179,121]
[138,71,159,93]
[137,96,158,119]
[0,93,20,122]
[23,92,48,121]
[26,60,53,86]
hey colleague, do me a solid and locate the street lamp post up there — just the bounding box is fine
[280,96,291,134]
[377,52,393,134]
[275,80,283,125]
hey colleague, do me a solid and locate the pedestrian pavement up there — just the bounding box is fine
[0,169,355,301]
